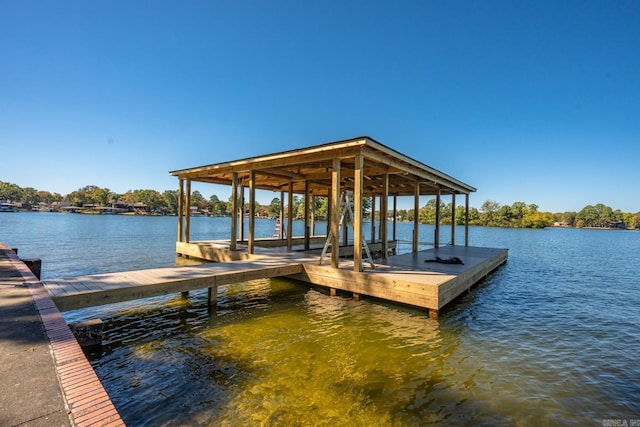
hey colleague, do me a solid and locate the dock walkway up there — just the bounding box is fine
[44,256,307,312]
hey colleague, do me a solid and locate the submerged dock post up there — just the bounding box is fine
[208,284,218,306]
[69,319,104,347]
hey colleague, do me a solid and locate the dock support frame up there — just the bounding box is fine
[208,284,218,306]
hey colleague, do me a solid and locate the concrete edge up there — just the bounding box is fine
[6,250,125,427]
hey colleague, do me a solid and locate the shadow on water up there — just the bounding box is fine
[71,274,516,426]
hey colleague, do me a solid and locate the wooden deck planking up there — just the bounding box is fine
[290,245,507,313]
[292,263,442,309]
[43,259,305,311]
[43,279,77,297]
[43,246,507,316]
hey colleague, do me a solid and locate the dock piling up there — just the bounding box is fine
[208,285,218,306]
[69,319,104,347]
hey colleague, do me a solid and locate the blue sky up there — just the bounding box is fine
[2,1,639,212]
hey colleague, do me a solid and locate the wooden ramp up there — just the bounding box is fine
[43,257,304,311]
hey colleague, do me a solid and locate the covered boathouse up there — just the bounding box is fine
[169,136,507,317]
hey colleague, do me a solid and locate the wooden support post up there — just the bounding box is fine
[304,181,310,250]
[239,186,245,242]
[208,285,218,306]
[451,193,456,245]
[177,179,184,243]
[413,183,419,253]
[185,179,191,243]
[331,159,340,268]
[393,194,397,243]
[429,308,439,319]
[353,153,363,272]
[342,212,348,247]
[326,196,331,237]
[181,291,189,298]
[248,170,256,254]
[435,189,441,248]
[465,193,470,247]
[353,292,360,301]
[311,195,316,237]
[330,288,336,296]
[287,181,293,250]
[370,195,376,244]
[280,191,285,239]
[381,173,389,259]
[378,196,382,243]
[230,172,238,251]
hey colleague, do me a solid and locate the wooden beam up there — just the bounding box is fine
[287,181,293,250]
[182,166,443,198]
[185,179,191,243]
[326,195,331,236]
[331,158,340,268]
[435,189,441,248]
[230,173,238,251]
[177,178,184,243]
[370,195,376,244]
[465,193,470,247]
[381,173,389,258]
[254,168,306,181]
[310,195,316,237]
[248,170,255,254]
[239,186,245,242]
[393,194,397,242]
[413,182,419,253]
[208,285,218,306]
[360,145,475,194]
[451,193,456,245]
[279,190,285,239]
[304,180,310,250]
[354,153,363,272]
[174,144,365,180]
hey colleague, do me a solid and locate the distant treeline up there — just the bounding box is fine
[2,181,639,229]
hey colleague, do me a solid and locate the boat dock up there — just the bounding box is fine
[43,244,506,318]
[41,136,508,317]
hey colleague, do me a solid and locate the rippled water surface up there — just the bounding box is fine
[2,213,639,426]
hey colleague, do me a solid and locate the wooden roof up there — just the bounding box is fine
[169,136,476,197]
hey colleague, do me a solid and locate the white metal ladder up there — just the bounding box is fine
[272,218,286,238]
[319,191,375,270]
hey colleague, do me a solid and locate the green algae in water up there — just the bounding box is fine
[87,272,639,426]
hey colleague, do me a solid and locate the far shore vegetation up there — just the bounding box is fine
[2,181,639,230]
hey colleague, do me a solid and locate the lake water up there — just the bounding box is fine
[2,213,639,426]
